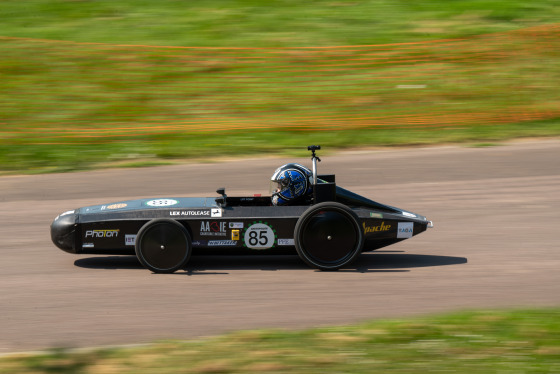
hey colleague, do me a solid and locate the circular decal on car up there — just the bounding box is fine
[243,222,276,250]
[145,199,178,207]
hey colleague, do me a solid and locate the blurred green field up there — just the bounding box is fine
[1,0,560,173]
[1,308,559,373]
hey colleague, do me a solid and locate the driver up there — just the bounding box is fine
[270,163,313,205]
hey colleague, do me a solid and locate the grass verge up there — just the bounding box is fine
[1,119,559,175]
[1,308,559,373]
[2,1,560,173]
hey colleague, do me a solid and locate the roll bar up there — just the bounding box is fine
[307,145,336,204]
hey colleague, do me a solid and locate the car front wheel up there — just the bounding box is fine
[135,219,192,273]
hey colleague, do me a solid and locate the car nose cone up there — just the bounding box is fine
[51,210,78,253]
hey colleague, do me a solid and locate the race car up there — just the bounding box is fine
[51,146,433,273]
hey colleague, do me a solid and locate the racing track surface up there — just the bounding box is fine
[1,139,559,352]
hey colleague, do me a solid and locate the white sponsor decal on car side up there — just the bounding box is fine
[125,234,136,246]
[397,222,414,238]
[211,208,222,217]
[277,238,294,246]
[229,222,244,229]
[170,210,210,216]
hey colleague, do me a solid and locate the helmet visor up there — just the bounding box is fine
[269,178,289,195]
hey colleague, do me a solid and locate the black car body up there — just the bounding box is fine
[51,147,433,273]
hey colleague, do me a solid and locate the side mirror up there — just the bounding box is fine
[216,187,227,207]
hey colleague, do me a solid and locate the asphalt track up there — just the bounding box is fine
[1,139,559,353]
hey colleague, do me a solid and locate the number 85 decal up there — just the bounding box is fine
[243,222,277,250]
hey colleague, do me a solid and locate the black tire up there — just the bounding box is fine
[294,202,364,270]
[135,219,192,273]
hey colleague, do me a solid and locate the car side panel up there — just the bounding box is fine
[74,205,429,254]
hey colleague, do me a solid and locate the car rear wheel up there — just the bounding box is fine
[294,202,364,270]
[135,219,192,273]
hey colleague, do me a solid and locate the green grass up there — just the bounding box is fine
[3,0,560,46]
[1,0,560,173]
[1,308,559,373]
[2,119,559,174]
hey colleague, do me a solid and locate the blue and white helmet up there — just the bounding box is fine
[270,163,313,206]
